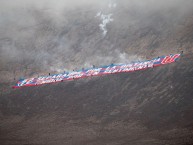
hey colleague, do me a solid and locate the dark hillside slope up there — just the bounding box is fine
[0,54,193,145]
[1,1,193,145]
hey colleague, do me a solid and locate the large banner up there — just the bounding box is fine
[13,53,181,88]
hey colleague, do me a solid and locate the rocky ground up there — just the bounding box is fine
[0,1,193,145]
[0,54,193,145]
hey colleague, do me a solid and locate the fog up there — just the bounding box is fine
[0,0,192,81]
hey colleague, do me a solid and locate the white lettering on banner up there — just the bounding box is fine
[118,64,130,72]
[104,67,110,73]
[113,66,121,73]
[37,74,68,84]
[73,72,84,78]
[38,77,46,80]
[153,58,161,63]
[120,65,126,71]
[42,78,64,84]
[57,74,64,78]
[37,78,55,85]
[123,64,135,72]
[62,74,68,78]
[134,62,148,70]
[36,80,42,85]
[104,66,116,74]
[40,78,62,84]
[22,78,35,85]
[52,74,64,79]
[111,66,122,73]
[55,78,63,82]
[19,80,26,86]
[133,63,140,70]
[36,77,48,83]
[15,53,181,88]
[147,61,154,68]
[86,68,102,76]
[68,71,84,79]
[41,79,54,84]
[40,76,52,80]
[51,75,57,79]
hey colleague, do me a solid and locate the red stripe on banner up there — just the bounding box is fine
[13,53,181,88]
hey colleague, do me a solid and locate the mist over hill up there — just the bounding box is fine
[0,0,193,82]
[0,0,193,145]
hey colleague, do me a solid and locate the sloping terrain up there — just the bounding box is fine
[0,0,193,145]
[0,54,193,145]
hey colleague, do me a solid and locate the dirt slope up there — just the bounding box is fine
[1,1,193,145]
[0,54,193,145]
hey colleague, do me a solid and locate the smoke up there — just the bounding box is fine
[96,0,116,36]
[97,13,114,36]
[108,0,117,9]
[0,0,192,81]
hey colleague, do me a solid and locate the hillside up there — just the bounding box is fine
[0,0,193,145]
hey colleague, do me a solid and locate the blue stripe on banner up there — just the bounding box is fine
[13,53,181,88]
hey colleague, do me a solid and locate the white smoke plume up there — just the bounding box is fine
[108,0,117,9]
[96,1,116,36]
[98,14,114,36]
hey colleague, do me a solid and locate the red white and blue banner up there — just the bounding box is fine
[13,53,181,88]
